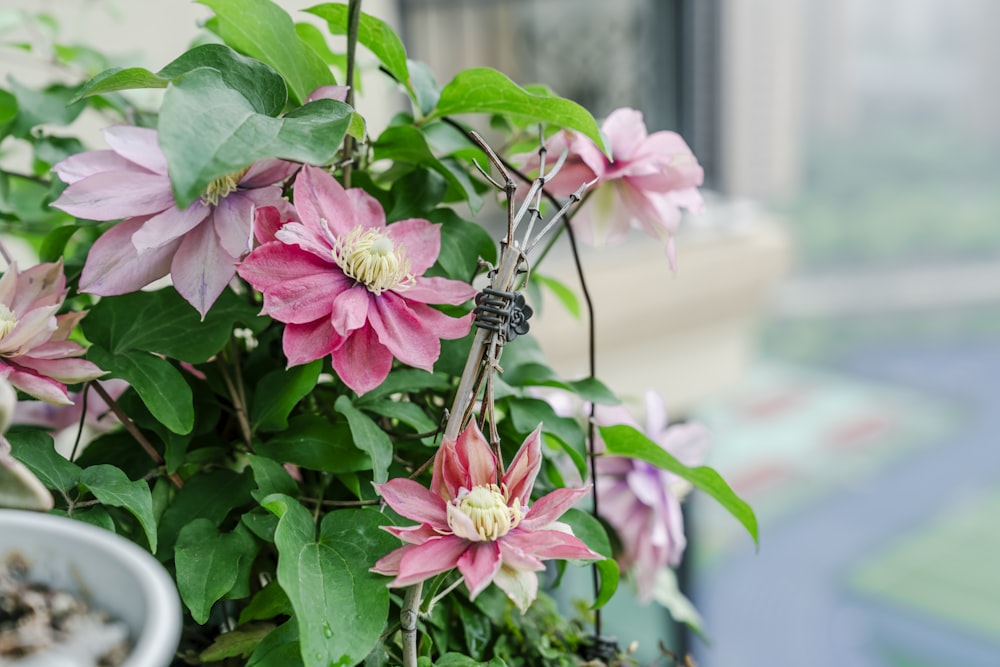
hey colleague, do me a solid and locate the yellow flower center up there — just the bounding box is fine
[451,484,522,541]
[201,166,251,206]
[0,304,18,341]
[331,226,415,295]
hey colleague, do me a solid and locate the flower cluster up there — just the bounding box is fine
[0,6,755,666]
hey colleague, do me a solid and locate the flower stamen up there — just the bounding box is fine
[449,484,522,541]
[0,304,18,342]
[201,166,251,206]
[331,227,415,295]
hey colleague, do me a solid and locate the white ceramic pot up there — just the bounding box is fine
[0,509,181,666]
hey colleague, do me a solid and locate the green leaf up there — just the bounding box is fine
[160,67,352,207]
[6,427,81,492]
[374,125,482,212]
[156,469,254,559]
[559,508,619,609]
[334,396,393,485]
[159,44,286,115]
[599,424,760,547]
[201,622,276,662]
[0,89,18,138]
[361,399,438,436]
[563,377,620,405]
[246,619,301,666]
[355,368,453,402]
[71,67,170,101]
[199,0,336,105]
[407,59,439,118]
[175,518,257,623]
[73,44,288,115]
[262,496,398,667]
[533,273,580,319]
[256,415,369,473]
[87,346,193,435]
[238,580,292,625]
[37,225,79,263]
[80,465,158,552]
[82,287,262,362]
[6,80,86,138]
[306,3,413,98]
[248,453,299,501]
[427,68,607,154]
[251,361,322,432]
[425,208,496,282]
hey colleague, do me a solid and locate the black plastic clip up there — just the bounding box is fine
[473,287,533,342]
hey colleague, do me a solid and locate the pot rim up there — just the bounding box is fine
[0,509,181,667]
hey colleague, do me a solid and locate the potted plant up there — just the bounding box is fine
[0,1,757,665]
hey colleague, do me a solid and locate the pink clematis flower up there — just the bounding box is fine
[516,107,704,269]
[595,391,709,601]
[236,165,476,395]
[51,126,298,316]
[372,422,600,612]
[0,261,106,405]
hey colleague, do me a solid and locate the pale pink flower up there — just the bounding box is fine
[0,261,106,405]
[51,126,298,316]
[517,108,703,269]
[595,391,709,601]
[236,165,476,395]
[372,422,600,612]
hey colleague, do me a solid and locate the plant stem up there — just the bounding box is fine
[91,381,184,489]
[341,0,363,189]
[401,582,422,667]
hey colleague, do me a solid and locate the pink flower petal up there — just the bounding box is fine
[252,206,286,244]
[602,107,648,161]
[130,203,210,252]
[384,218,440,275]
[239,245,349,324]
[456,541,502,599]
[291,166,356,238]
[3,366,72,405]
[519,486,590,531]
[24,341,86,360]
[446,502,487,543]
[375,478,449,531]
[329,325,393,394]
[170,220,236,317]
[367,294,441,371]
[383,523,440,545]
[0,305,60,356]
[391,536,469,587]
[306,85,350,103]
[8,263,65,315]
[371,543,409,576]
[239,158,299,189]
[52,150,136,185]
[501,426,542,507]
[209,193,256,259]
[455,422,499,489]
[330,286,370,336]
[52,170,175,220]
[283,319,341,367]
[344,188,386,234]
[497,539,545,572]
[403,276,476,306]
[11,356,105,384]
[80,218,177,296]
[504,528,600,562]
[431,437,466,503]
[102,125,169,175]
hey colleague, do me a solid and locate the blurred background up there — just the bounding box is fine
[3,1,998,665]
